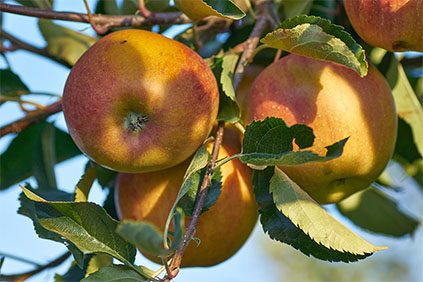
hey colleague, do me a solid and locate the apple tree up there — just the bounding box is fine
[0,0,422,281]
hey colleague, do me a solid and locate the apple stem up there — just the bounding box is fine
[125,112,149,133]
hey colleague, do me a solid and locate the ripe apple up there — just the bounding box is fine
[344,0,423,52]
[243,54,397,204]
[62,29,219,173]
[115,128,258,267]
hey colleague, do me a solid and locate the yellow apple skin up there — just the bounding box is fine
[63,29,219,173]
[344,0,423,52]
[115,129,258,267]
[243,54,397,204]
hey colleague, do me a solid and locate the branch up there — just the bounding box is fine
[1,29,71,68]
[0,3,190,30]
[0,251,71,282]
[0,100,62,137]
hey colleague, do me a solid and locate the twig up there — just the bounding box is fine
[0,252,42,267]
[0,100,62,137]
[0,251,71,282]
[166,121,226,279]
[1,29,71,68]
[138,0,152,18]
[83,0,107,34]
[0,3,190,30]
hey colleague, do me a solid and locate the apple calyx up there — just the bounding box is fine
[125,112,149,133]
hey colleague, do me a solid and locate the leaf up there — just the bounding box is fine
[117,207,184,259]
[14,0,53,9]
[54,254,94,282]
[281,0,313,18]
[38,19,97,66]
[394,117,422,163]
[385,55,423,157]
[33,122,57,190]
[219,54,241,123]
[336,187,419,237]
[253,167,383,262]
[178,167,223,216]
[261,15,367,77]
[0,69,30,102]
[81,265,149,282]
[0,122,81,190]
[240,117,347,167]
[21,187,138,267]
[75,163,97,202]
[175,0,245,23]
[85,254,113,278]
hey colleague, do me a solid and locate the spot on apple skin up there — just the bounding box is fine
[392,40,412,52]
[120,40,127,44]
[125,112,149,133]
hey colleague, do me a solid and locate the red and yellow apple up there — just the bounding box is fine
[243,54,397,204]
[63,29,219,173]
[344,0,423,52]
[115,128,258,267]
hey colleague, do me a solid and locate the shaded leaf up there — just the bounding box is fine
[81,264,149,282]
[54,254,94,282]
[262,15,367,77]
[394,117,422,163]
[21,187,137,267]
[175,0,245,23]
[337,187,419,237]
[33,122,57,190]
[14,0,53,9]
[0,122,81,190]
[254,167,382,262]
[38,19,97,66]
[0,69,30,102]
[240,117,347,167]
[281,0,313,18]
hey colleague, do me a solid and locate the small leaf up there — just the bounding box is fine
[385,54,423,157]
[281,0,313,18]
[175,0,245,23]
[81,265,149,282]
[0,122,81,190]
[0,69,30,102]
[75,163,97,202]
[33,122,57,190]
[240,117,347,167]
[85,254,113,277]
[21,186,137,267]
[54,254,94,282]
[262,15,367,77]
[336,187,419,237]
[270,167,385,255]
[253,167,383,262]
[38,19,97,66]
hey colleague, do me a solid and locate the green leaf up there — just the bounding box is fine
[21,187,137,267]
[336,187,419,237]
[253,167,383,262]
[163,144,209,246]
[0,69,30,102]
[85,254,113,278]
[178,167,223,216]
[281,0,313,18]
[81,265,149,282]
[261,15,368,77]
[175,0,245,23]
[385,55,423,157]
[75,162,97,202]
[33,122,57,190]
[0,122,81,190]
[38,19,97,66]
[14,0,53,9]
[240,117,347,167]
[394,117,422,164]
[54,254,94,282]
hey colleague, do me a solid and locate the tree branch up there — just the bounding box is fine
[0,251,71,282]
[0,3,190,30]
[0,100,62,137]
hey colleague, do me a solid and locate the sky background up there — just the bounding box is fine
[1,1,423,281]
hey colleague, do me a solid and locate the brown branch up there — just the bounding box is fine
[166,121,226,279]
[0,251,71,282]
[0,100,62,137]
[0,3,190,30]
[1,29,71,68]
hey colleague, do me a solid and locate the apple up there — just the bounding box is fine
[62,29,219,173]
[243,54,397,204]
[344,0,423,52]
[115,128,258,267]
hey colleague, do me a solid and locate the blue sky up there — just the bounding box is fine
[1,1,422,281]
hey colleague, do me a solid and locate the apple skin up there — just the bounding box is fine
[344,0,423,52]
[115,128,258,267]
[63,29,219,173]
[243,54,397,204]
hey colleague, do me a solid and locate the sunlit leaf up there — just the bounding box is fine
[85,254,113,278]
[74,162,97,202]
[81,264,149,282]
[175,0,245,23]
